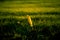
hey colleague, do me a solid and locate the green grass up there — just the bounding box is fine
[0,12,60,40]
[0,1,60,40]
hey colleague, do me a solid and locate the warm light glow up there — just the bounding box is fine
[27,15,33,27]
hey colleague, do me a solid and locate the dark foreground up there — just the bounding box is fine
[0,12,60,40]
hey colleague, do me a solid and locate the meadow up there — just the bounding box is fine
[0,11,60,40]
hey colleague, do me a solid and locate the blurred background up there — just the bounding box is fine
[0,0,60,40]
[0,0,60,12]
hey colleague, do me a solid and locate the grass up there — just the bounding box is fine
[0,12,60,40]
